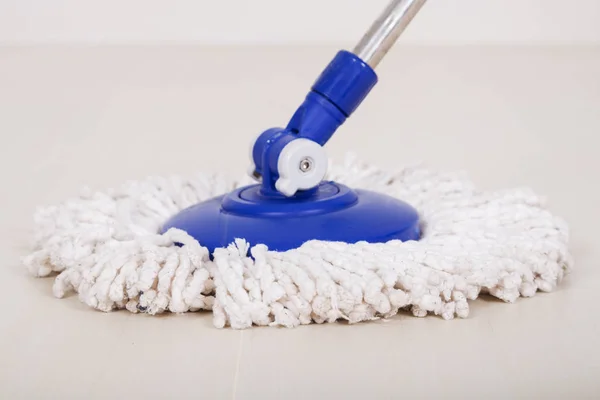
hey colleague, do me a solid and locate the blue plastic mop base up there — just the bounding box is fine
[160,182,421,254]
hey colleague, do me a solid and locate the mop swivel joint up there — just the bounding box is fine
[248,50,378,197]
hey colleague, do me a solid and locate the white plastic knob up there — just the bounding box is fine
[275,138,328,197]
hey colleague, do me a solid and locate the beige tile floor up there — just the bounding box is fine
[0,45,599,399]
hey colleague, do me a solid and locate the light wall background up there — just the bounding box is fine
[1,0,600,45]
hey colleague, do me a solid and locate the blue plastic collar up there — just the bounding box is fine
[311,50,378,118]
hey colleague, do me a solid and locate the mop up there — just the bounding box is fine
[23,0,573,329]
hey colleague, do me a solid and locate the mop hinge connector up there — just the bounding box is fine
[248,50,378,197]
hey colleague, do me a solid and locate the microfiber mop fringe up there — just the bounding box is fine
[22,155,573,329]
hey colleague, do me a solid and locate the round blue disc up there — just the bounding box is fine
[160,182,421,254]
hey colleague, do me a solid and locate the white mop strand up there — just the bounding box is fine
[22,156,573,329]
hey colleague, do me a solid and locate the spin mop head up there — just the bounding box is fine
[23,156,572,329]
[22,4,572,329]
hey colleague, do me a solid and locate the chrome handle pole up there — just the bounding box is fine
[353,0,427,69]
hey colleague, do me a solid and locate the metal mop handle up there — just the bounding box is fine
[353,0,427,68]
